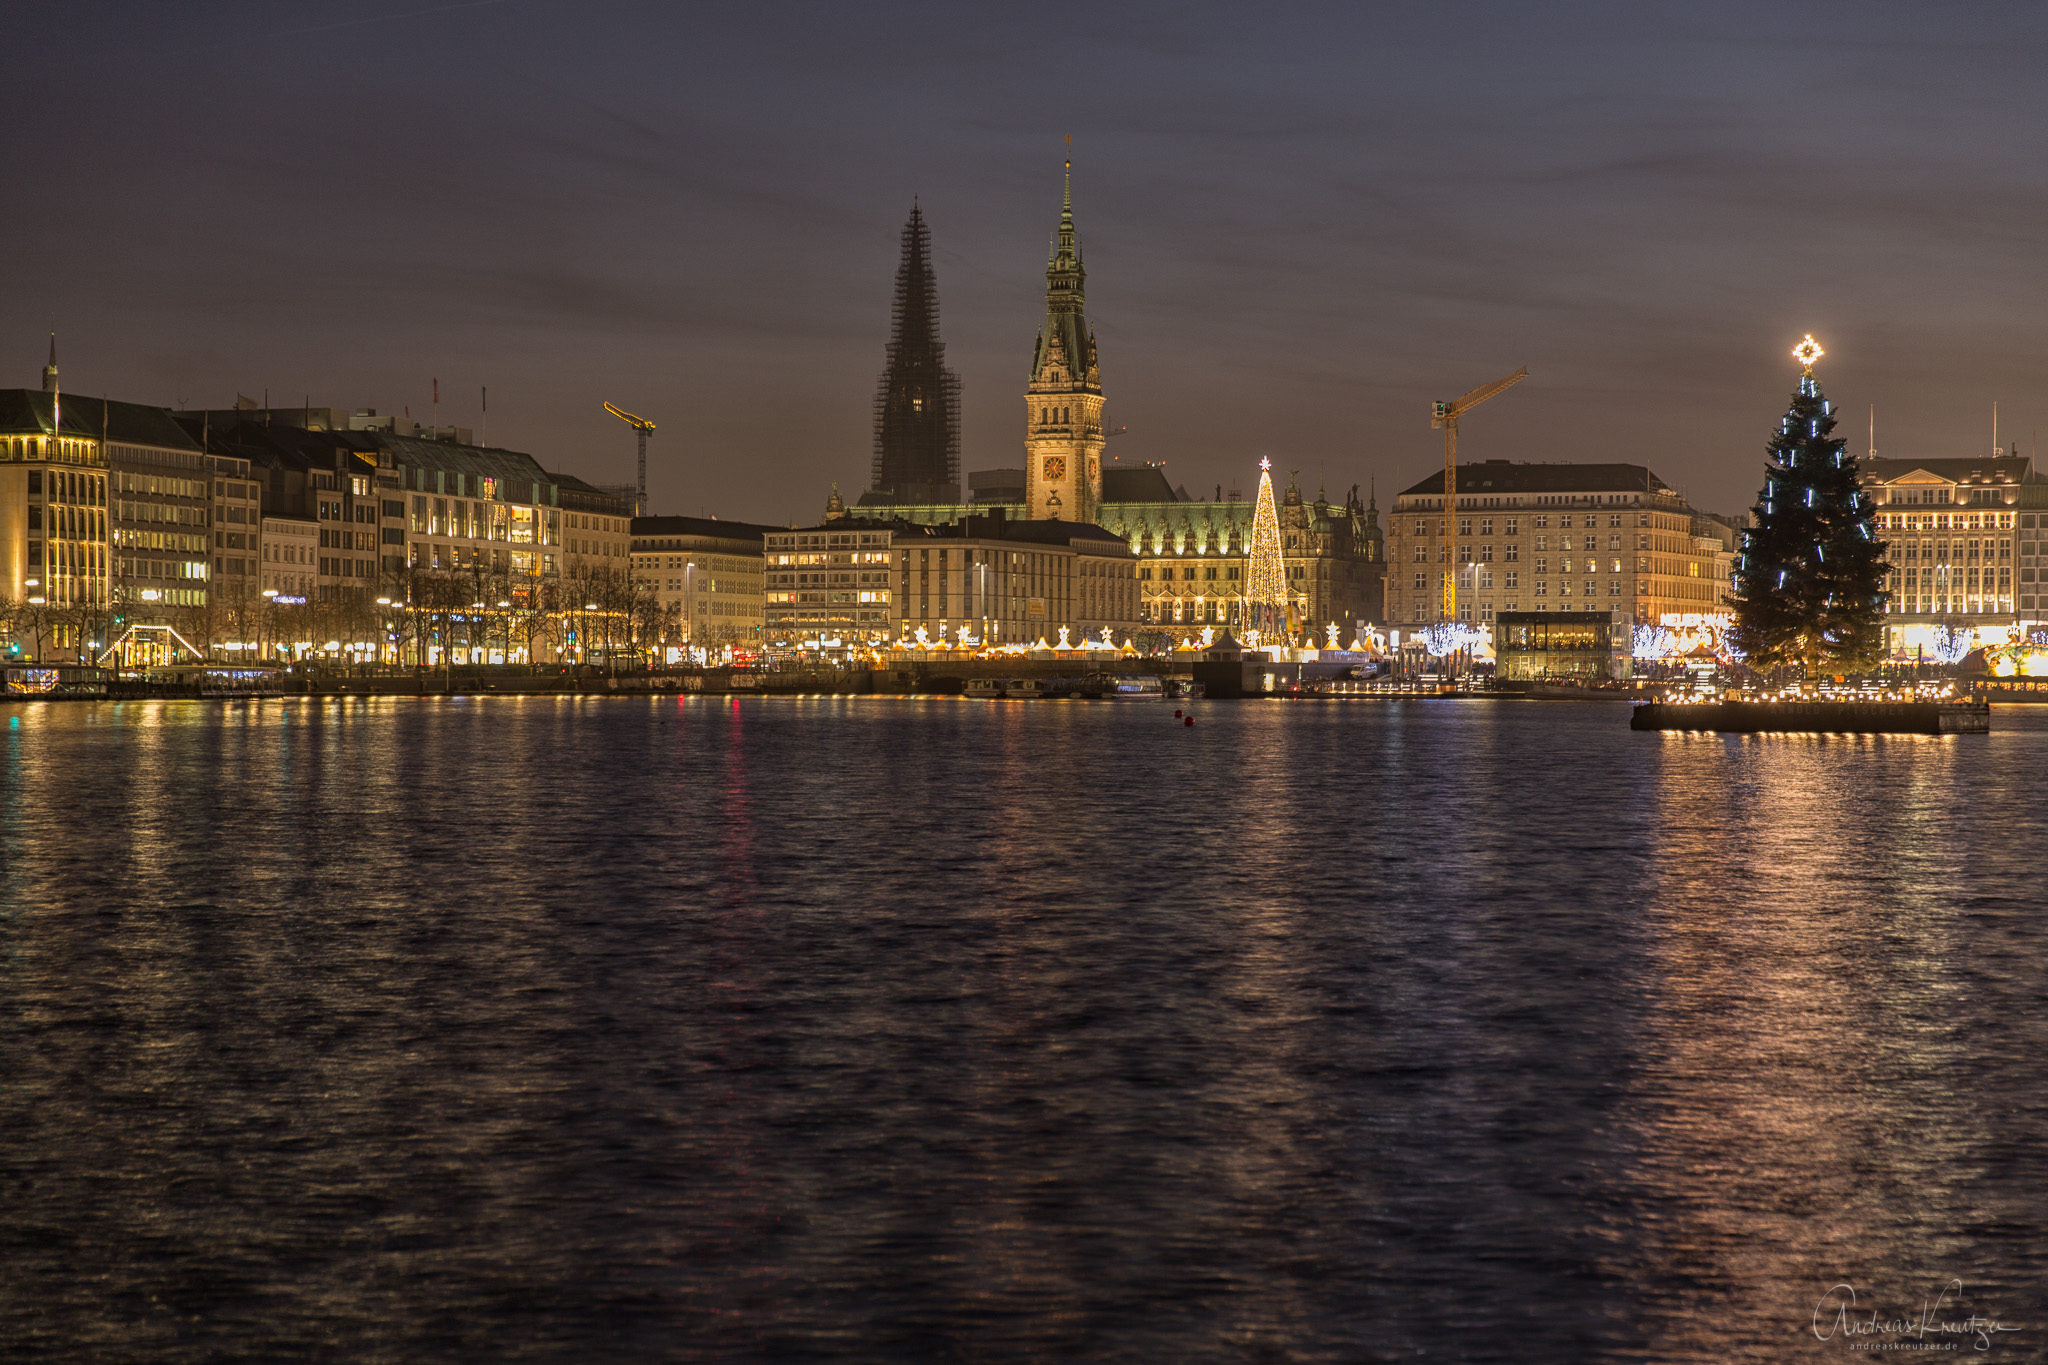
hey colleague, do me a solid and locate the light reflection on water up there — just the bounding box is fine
[0,697,2043,1362]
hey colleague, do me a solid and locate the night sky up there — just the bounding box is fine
[9,2,2048,523]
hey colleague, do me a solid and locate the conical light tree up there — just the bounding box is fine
[1727,337,1889,670]
[1243,458,1289,642]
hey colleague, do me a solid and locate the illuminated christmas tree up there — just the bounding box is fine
[1243,458,1288,641]
[1727,336,1889,669]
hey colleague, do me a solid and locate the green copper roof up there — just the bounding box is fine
[1031,161,1096,388]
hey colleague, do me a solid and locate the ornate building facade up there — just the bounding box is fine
[1858,454,2048,650]
[1104,469,1383,640]
[1024,162,1104,523]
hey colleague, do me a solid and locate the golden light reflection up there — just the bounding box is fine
[1628,730,1989,1358]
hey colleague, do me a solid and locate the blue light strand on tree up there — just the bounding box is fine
[1727,337,1890,669]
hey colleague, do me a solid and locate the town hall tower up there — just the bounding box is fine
[1024,161,1104,522]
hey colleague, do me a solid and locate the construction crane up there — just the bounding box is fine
[603,402,656,517]
[1430,366,1528,621]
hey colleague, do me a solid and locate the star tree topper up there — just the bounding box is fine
[1793,335,1824,372]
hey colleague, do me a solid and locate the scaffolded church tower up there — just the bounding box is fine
[872,203,962,504]
[1024,160,1104,522]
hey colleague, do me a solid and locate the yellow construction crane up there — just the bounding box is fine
[603,402,656,517]
[1431,366,1528,621]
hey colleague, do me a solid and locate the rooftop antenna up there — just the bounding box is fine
[1869,404,1876,459]
[1993,401,2001,457]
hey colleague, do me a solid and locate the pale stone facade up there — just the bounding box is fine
[893,511,1137,645]
[634,516,776,647]
[1385,461,1730,632]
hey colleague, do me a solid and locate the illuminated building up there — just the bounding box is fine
[553,474,633,574]
[187,409,574,606]
[186,418,389,604]
[206,451,263,606]
[108,437,213,659]
[1385,462,1730,644]
[846,463,1383,646]
[632,515,777,646]
[1859,455,2046,650]
[261,513,317,598]
[764,515,898,646]
[1493,611,1617,680]
[382,435,560,590]
[892,510,1138,645]
[0,365,117,660]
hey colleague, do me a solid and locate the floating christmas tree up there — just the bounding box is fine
[1243,458,1289,642]
[1727,336,1889,670]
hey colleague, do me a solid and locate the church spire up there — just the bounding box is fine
[872,201,962,503]
[42,331,58,393]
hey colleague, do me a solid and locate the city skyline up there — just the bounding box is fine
[11,5,2048,528]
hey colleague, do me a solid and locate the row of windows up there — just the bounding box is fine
[767,533,890,549]
[1890,568,2011,587]
[1880,512,2014,531]
[1139,565,1242,581]
[25,470,107,503]
[1877,486,2017,507]
[1893,540,2009,562]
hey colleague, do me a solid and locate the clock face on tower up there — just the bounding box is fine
[1043,456,1067,481]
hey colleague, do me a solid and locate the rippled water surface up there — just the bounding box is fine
[2,696,2044,1362]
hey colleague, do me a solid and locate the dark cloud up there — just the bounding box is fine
[7,1,2048,524]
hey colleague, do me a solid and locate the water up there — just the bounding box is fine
[1,696,2043,1362]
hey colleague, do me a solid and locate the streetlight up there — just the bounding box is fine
[262,588,278,666]
[976,560,988,649]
